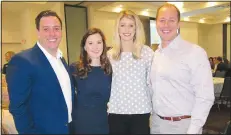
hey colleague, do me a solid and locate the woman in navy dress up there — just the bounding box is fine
[70,28,112,134]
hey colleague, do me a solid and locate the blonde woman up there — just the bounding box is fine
[107,10,154,134]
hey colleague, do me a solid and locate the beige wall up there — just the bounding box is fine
[0,3,1,71]
[206,24,223,57]
[181,22,223,58]
[198,23,223,57]
[227,24,230,61]
[2,2,67,67]
[198,23,209,51]
[2,12,22,43]
[180,22,198,45]
[88,6,118,47]
[2,11,25,66]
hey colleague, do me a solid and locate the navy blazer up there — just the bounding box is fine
[6,44,75,134]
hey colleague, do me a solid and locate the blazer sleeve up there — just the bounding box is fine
[6,55,37,134]
[2,64,8,74]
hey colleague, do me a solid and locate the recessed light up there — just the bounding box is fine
[199,18,205,23]
[207,2,216,7]
[167,2,184,9]
[184,17,189,21]
[225,17,230,22]
[114,7,122,13]
[141,10,149,16]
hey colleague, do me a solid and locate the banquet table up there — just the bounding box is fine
[213,77,225,97]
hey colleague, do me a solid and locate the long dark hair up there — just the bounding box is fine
[76,28,112,78]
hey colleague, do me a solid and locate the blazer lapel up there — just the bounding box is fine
[60,58,68,71]
[33,44,61,86]
[33,44,66,100]
[34,44,75,104]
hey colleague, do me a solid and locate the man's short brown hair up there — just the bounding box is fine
[35,10,62,30]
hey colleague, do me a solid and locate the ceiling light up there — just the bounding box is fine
[179,8,185,13]
[167,2,184,9]
[207,2,216,7]
[199,18,205,23]
[184,17,189,21]
[141,10,149,16]
[225,17,230,22]
[114,7,122,13]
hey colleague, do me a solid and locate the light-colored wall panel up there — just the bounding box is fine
[180,22,199,45]
[88,6,118,47]
[198,23,223,57]
[65,6,87,64]
[206,24,223,57]
[2,12,22,43]
[227,24,230,61]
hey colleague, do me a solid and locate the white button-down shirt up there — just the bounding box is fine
[37,42,72,123]
[150,35,214,134]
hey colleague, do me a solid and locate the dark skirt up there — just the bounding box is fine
[72,106,109,134]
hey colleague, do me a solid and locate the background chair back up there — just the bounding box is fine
[214,71,226,78]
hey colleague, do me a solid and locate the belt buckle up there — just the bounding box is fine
[171,117,173,121]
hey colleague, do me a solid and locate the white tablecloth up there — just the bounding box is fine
[213,77,224,97]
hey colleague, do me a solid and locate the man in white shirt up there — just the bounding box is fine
[6,10,74,134]
[150,3,214,134]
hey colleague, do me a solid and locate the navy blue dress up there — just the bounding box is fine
[70,64,112,134]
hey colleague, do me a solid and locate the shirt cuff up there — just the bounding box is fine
[187,124,202,134]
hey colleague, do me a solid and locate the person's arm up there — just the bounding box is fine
[6,55,37,134]
[146,49,155,101]
[187,48,215,134]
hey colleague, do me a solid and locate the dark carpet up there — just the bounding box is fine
[203,105,230,134]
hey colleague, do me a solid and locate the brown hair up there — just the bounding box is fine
[156,3,181,22]
[35,10,62,30]
[76,28,112,79]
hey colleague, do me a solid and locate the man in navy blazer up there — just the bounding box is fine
[6,10,74,134]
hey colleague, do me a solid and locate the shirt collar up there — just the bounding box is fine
[158,34,181,51]
[37,41,63,60]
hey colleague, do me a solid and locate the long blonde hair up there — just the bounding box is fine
[110,10,145,60]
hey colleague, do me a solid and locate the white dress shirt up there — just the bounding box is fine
[37,42,72,123]
[108,45,154,114]
[150,35,215,134]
